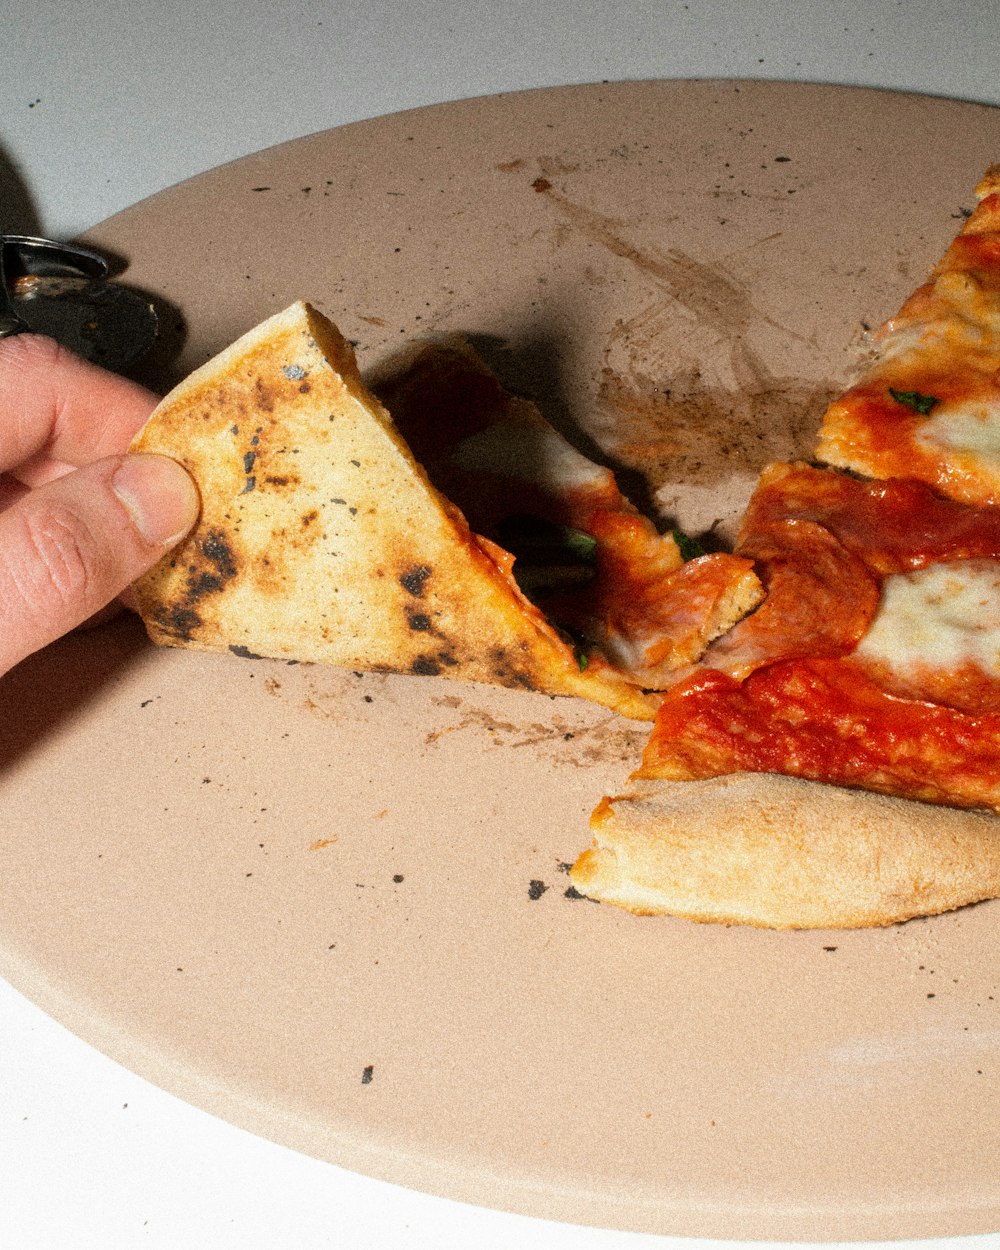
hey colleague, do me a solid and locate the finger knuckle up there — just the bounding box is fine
[18,504,100,612]
[0,331,69,378]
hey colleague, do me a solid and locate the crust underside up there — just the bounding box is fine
[571,774,1000,929]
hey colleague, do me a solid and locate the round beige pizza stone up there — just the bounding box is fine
[3,81,1000,1240]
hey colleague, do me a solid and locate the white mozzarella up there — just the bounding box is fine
[856,558,1000,677]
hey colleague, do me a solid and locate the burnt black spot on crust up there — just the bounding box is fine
[155,604,202,640]
[400,565,432,597]
[202,531,238,579]
[229,644,264,659]
[411,655,441,676]
[406,611,432,631]
[189,571,225,599]
[489,646,538,691]
[154,529,240,642]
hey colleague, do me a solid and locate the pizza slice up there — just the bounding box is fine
[815,165,1000,505]
[130,303,761,718]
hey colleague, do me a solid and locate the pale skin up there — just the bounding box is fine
[0,334,199,677]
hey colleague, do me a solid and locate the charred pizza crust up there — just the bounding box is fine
[131,302,659,719]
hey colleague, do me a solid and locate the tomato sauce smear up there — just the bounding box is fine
[641,657,1000,812]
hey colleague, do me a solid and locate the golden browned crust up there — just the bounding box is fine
[570,774,1000,929]
[130,302,657,719]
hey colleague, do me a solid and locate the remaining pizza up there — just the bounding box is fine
[571,168,1000,927]
[816,165,1000,506]
[130,303,761,718]
[639,462,1000,812]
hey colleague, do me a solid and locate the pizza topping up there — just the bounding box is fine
[852,558,1000,712]
[640,658,1000,812]
[889,387,939,415]
[671,528,707,561]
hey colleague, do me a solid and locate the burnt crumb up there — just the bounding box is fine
[229,644,264,659]
[564,885,598,902]
[361,1064,374,1085]
[400,565,432,597]
[393,874,404,883]
[556,861,573,874]
[251,186,271,192]
[411,655,441,676]
[528,879,548,900]
[436,650,459,667]
[823,945,838,952]
[532,176,553,192]
[407,611,432,631]
[140,699,154,708]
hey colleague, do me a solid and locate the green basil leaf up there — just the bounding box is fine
[672,528,706,561]
[889,387,940,416]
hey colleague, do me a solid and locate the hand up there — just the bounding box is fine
[0,333,198,678]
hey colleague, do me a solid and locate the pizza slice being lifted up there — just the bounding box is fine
[130,302,760,719]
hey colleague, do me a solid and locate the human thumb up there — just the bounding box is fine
[0,453,198,676]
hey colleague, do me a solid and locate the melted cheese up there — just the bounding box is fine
[918,397,1000,464]
[855,559,1000,678]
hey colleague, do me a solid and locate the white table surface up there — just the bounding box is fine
[3,2,1000,1247]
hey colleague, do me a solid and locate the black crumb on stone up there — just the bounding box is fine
[361,1064,374,1084]
[564,885,597,902]
[528,879,548,900]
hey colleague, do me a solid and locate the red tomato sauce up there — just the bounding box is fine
[642,658,1000,810]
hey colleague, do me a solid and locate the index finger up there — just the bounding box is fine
[0,333,159,473]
